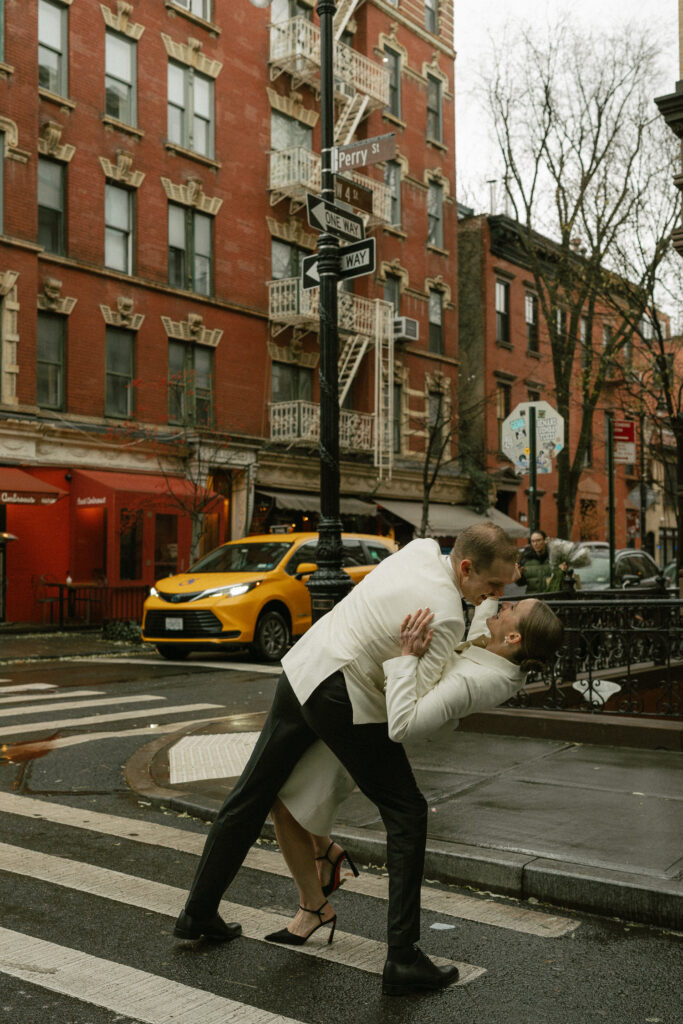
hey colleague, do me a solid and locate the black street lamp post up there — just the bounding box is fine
[252,0,352,617]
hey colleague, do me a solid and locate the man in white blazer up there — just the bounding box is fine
[175,523,518,995]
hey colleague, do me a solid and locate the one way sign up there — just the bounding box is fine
[302,237,376,290]
[306,193,365,243]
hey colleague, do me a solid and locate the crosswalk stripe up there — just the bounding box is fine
[1,717,230,754]
[0,792,578,937]
[0,842,480,982]
[0,927,304,1024]
[0,704,223,737]
[0,683,57,692]
[83,657,282,675]
[0,689,104,705]
[0,694,166,719]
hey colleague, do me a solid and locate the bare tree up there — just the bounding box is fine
[483,19,680,536]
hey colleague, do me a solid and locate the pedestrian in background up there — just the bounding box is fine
[518,530,551,593]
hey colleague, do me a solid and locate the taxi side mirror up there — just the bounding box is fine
[295,561,318,578]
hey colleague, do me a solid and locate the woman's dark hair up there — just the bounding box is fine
[512,601,564,673]
[530,529,547,541]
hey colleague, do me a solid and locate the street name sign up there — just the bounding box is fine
[306,193,364,243]
[334,175,374,214]
[501,400,565,474]
[613,419,636,464]
[332,132,396,173]
[301,237,376,291]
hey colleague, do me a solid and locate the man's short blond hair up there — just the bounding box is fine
[451,523,517,571]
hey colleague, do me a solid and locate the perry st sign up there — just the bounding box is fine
[332,132,397,173]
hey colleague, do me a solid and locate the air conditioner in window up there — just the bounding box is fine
[393,317,419,342]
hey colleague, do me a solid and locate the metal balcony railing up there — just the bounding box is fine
[269,16,389,108]
[268,279,393,338]
[268,147,391,223]
[269,400,374,451]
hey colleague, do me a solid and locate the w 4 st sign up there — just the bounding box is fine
[501,401,564,475]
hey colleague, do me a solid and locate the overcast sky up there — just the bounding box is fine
[453,0,680,212]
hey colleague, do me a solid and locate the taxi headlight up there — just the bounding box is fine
[149,586,159,597]
[207,581,262,599]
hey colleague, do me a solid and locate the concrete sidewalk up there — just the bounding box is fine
[1,627,681,931]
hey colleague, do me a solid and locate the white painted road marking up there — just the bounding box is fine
[0,694,165,718]
[0,689,104,705]
[0,683,58,692]
[0,792,579,937]
[0,927,305,1024]
[76,656,283,674]
[0,703,223,737]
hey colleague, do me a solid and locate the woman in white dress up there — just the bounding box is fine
[264,598,564,944]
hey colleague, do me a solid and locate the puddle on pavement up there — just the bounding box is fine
[0,732,61,766]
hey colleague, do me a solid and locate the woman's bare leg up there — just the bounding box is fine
[270,798,335,937]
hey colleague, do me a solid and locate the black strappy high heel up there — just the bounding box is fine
[316,841,360,897]
[264,901,337,946]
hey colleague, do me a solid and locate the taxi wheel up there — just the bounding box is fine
[156,644,190,661]
[253,610,290,663]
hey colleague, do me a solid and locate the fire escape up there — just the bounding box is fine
[266,1,394,480]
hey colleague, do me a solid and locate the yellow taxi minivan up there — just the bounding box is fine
[141,532,397,662]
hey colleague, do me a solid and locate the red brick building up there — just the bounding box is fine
[457,212,665,548]
[0,0,474,622]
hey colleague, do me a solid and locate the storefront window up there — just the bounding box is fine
[155,514,178,579]
[119,508,142,580]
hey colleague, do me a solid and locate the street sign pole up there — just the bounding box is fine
[306,0,353,621]
[528,404,537,535]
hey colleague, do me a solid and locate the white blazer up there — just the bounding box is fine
[281,538,495,724]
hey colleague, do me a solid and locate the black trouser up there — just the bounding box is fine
[185,671,428,948]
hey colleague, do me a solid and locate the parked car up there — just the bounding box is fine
[575,548,665,591]
[141,532,398,663]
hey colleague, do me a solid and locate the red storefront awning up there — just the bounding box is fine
[72,470,219,509]
[0,467,67,506]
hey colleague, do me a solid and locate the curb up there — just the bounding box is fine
[124,732,683,933]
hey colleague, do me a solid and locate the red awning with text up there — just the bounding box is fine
[0,467,67,506]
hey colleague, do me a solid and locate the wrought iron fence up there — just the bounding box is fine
[506,594,683,718]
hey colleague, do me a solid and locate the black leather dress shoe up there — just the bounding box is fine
[382,947,459,996]
[173,910,242,942]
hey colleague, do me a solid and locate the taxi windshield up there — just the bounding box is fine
[190,541,293,574]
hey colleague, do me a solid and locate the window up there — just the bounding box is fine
[271,361,312,402]
[105,31,136,125]
[392,382,402,453]
[0,132,4,234]
[271,239,306,280]
[527,388,540,403]
[270,110,312,152]
[555,308,567,343]
[105,328,134,418]
[385,48,401,118]
[38,158,66,255]
[0,0,4,62]
[168,340,213,425]
[271,0,311,19]
[384,159,401,227]
[427,181,443,248]
[120,509,142,580]
[37,313,65,410]
[173,0,212,18]
[496,381,511,449]
[495,280,510,343]
[39,0,68,96]
[168,204,212,295]
[342,538,367,567]
[168,61,214,158]
[426,74,442,142]
[428,289,443,354]
[384,274,401,315]
[580,315,590,370]
[105,184,134,274]
[583,412,593,466]
[425,0,439,33]
[525,292,538,351]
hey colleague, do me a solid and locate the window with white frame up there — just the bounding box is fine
[427,181,443,248]
[37,312,65,410]
[384,159,401,227]
[580,315,590,370]
[168,61,214,158]
[385,47,401,118]
[168,340,213,426]
[495,280,509,343]
[271,239,307,280]
[168,203,212,295]
[270,110,312,151]
[271,0,312,20]
[425,0,439,34]
[173,0,212,20]
[105,31,137,125]
[525,292,538,351]
[426,74,442,142]
[602,322,612,348]
[555,308,567,343]
[428,289,443,354]
[105,328,134,418]
[384,274,401,315]
[271,361,312,402]
[38,157,66,255]
[105,184,134,274]
[39,0,68,95]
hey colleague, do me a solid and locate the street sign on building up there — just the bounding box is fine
[334,175,374,214]
[501,401,565,474]
[613,419,636,463]
[305,193,365,243]
[302,237,376,291]
[332,132,397,173]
